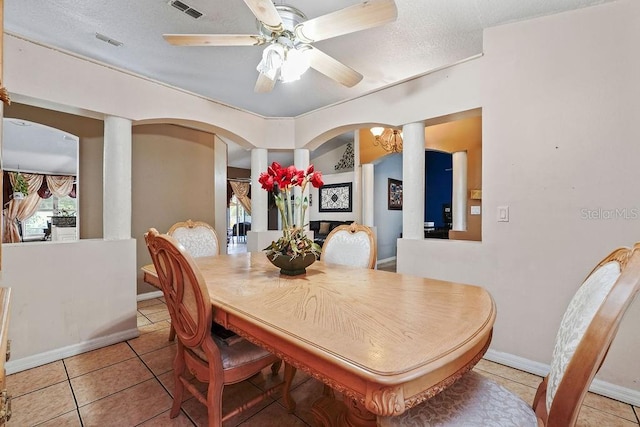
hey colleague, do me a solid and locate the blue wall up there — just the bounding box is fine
[425,151,452,228]
[373,153,403,260]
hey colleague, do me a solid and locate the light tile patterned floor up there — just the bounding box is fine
[6,260,640,425]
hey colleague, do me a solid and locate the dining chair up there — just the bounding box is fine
[145,228,296,427]
[168,219,220,258]
[165,219,220,341]
[378,242,640,427]
[321,222,377,269]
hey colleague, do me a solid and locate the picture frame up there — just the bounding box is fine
[388,178,403,210]
[319,182,352,212]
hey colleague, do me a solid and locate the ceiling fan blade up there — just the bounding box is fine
[254,72,276,93]
[243,0,283,32]
[308,47,363,88]
[163,34,265,46]
[295,0,397,43]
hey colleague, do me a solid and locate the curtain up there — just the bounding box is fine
[46,175,75,198]
[3,173,44,243]
[229,180,251,215]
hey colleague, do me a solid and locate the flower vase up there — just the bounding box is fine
[266,252,317,276]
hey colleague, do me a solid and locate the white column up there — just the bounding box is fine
[213,136,228,254]
[353,131,362,224]
[362,164,374,227]
[250,148,268,232]
[452,151,468,231]
[103,116,131,240]
[402,122,425,240]
[294,148,309,228]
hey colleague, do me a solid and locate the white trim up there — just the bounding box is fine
[484,349,640,406]
[484,348,550,377]
[5,328,139,375]
[589,378,640,407]
[137,291,163,302]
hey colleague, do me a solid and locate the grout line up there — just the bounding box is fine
[61,359,85,427]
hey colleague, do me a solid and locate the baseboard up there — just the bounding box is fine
[5,328,140,375]
[377,256,397,265]
[484,348,550,377]
[136,290,163,302]
[484,349,640,406]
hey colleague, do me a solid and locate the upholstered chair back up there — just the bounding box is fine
[168,219,219,258]
[533,243,640,425]
[321,222,376,269]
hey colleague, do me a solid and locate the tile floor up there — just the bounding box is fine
[7,262,640,426]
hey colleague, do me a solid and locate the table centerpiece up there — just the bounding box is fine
[259,162,324,275]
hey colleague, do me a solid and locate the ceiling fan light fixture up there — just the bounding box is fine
[257,43,285,80]
[280,47,310,83]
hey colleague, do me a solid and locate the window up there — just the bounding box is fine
[22,196,77,241]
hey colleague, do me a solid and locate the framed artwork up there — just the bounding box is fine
[388,178,403,210]
[319,183,352,212]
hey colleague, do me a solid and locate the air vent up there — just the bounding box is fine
[169,0,204,19]
[95,32,123,47]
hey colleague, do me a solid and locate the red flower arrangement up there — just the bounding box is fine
[259,162,324,259]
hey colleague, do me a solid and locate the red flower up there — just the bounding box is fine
[261,163,323,191]
[268,162,282,177]
[258,172,275,191]
[290,168,305,187]
[309,171,324,188]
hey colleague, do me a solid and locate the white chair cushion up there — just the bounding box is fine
[377,371,538,427]
[546,261,620,410]
[171,226,218,258]
[323,230,372,268]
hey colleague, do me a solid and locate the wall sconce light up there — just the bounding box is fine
[370,127,403,153]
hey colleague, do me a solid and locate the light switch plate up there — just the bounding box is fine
[497,206,509,222]
[470,206,481,215]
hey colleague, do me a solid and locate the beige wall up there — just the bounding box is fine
[132,124,216,293]
[4,103,104,239]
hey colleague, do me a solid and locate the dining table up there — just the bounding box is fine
[142,252,496,426]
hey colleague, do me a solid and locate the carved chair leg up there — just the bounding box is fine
[282,362,297,413]
[170,345,186,418]
[206,380,224,427]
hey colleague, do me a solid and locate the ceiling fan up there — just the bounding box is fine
[163,0,398,93]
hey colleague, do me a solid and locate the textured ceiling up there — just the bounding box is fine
[4,0,614,118]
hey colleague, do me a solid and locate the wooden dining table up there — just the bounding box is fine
[142,252,496,426]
